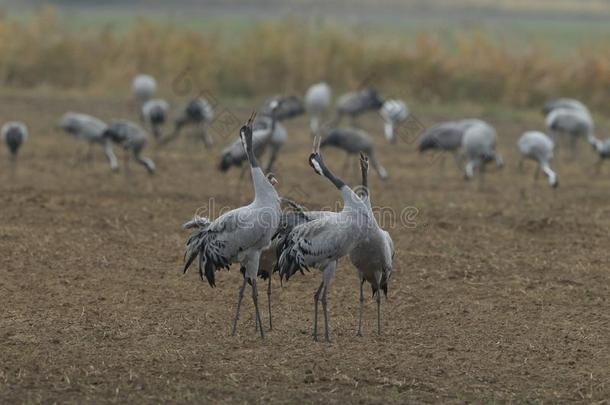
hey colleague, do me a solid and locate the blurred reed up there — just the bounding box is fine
[1,7,609,111]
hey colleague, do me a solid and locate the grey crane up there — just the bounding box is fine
[102,120,155,175]
[160,98,214,147]
[517,131,558,188]
[319,127,388,180]
[218,101,283,175]
[380,99,409,143]
[418,119,482,171]
[348,153,394,336]
[545,107,595,158]
[305,82,332,133]
[141,98,170,140]
[462,120,503,183]
[260,95,305,122]
[132,74,157,120]
[183,112,281,339]
[58,112,118,171]
[277,136,369,342]
[542,98,590,118]
[334,87,384,126]
[1,121,28,171]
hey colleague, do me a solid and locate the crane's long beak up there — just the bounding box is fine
[247,110,257,127]
[312,134,321,153]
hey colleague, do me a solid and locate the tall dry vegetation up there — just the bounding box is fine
[1,7,610,110]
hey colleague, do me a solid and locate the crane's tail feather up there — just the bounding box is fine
[182,217,229,287]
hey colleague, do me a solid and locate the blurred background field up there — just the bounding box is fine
[1,0,610,112]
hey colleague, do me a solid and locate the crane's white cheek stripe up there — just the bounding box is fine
[311,159,323,175]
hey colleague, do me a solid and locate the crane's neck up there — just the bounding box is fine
[319,161,345,190]
[245,132,259,168]
[252,167,279,205]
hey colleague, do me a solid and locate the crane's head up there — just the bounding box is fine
[239,110,256,151]
[309,134,324,176]
[359,152,369,174]
[266,172,279,187]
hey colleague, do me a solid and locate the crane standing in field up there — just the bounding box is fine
[319,127,388,180]
[305,82,332,134]
[260,95,305,122]
[141,98,170,141]
[277,136,369,342]
[348,153,394,336]
[58,112,118,171]
[517,131,559,188]
[542,98,591,118]
[102,120,155,175]
[334,87,384,126]
[161,98,214,148]
[545,107,595,159]
[1,121,28,174]
[183,112,281,339]
[218,100,283,175]
[380,99,409,143]
[418,119,482,172]
[132,74,157,121]
[462,120,503,185]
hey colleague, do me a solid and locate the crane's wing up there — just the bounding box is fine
[277,214,357,280]
[183,206,268,287]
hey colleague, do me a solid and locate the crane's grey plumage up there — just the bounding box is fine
[142,98,169,140]
[2,121,27,176]
[260,95,305,121]
[542,98,590,118]
[348,153,394,336]
[305,82,332,133]
[102,120,155,175]
[183,112,281,339]
[545,107,595,157]
[132,74,157,120]
[419,119,483,171]
[219,101,283,174]
[1,121,27,159]
[58,112,118,171]
[277,136,369,342]
[161,98,214,147]
[419,119,481,152]
[380,99,409,143]
[461,120,503,183]
[320,127,388,180]
[518,131,558,188]
[334,87,384,126]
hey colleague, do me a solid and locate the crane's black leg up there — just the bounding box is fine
[376,292,382,336]
[251,278,265,340]
[267,275,273,331]
[357,279,365,337]
[231,277,248,336]
[201,123,213,149]
[594,157,604,174]
[312,282,324,342]
[321,284,331,343]
[534,165,540,181]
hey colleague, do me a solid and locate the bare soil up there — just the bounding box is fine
[1,93,609,403]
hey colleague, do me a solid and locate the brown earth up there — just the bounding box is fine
[1,92,609,403]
